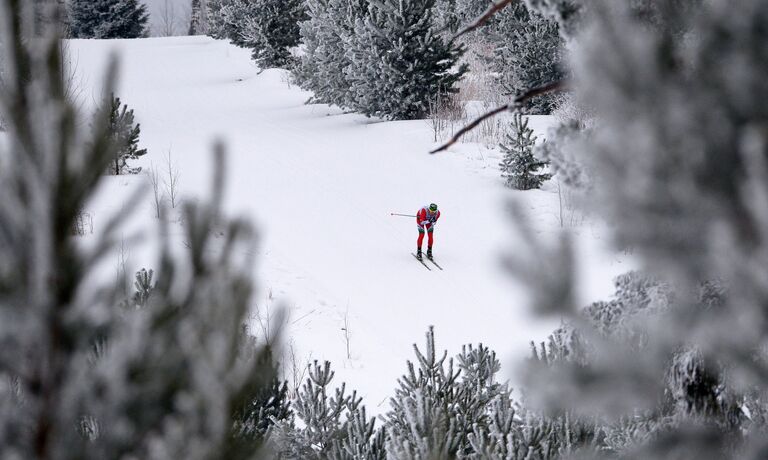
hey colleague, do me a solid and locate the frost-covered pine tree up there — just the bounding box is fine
[385,328,509,458]
[0,2,280,458]
[488,2,564,114]
[205,0,233,40]
[68,0,149,39]
[206,0,304,68]
[346,0,467,120]
[238,0,305,69]
[270,360,385,459]
[106,94,147,175]
[499,113,550,190]
[491,0,768,456]
[295,0,368,107]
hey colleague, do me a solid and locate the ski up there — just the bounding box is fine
[412,253,432,270]
[426,256,443,270]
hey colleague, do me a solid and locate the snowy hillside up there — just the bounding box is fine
[69,36,631,411]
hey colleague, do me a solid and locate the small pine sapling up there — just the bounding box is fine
[131,268,155,308]
[499,113,551,190]
[107,95,147,175]
[271,360,367,458]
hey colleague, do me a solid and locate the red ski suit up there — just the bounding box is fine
[416,206,441,249]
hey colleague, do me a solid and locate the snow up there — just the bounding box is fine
[68,36,632,413]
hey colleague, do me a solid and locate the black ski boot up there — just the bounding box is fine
[416,248,423,260]
[427,247,433,259]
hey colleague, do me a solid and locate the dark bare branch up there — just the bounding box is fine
[454,0,518,40]
[430,79,567,154]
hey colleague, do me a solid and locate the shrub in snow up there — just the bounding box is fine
[345,0,467,120]
[499,113,550,190]
[105,95,147,175]
[0,3,280,457]
[68,0,148,39]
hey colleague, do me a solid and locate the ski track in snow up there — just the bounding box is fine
[70,36,633,413]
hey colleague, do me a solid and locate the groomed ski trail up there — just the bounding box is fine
[70,36,633,412]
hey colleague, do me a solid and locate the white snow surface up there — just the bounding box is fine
[69,36,632,412]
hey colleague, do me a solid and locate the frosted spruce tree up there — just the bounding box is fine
[206,0,238,42]
[239,0,305,69]
[484,0,768,457]
[499,113,550,190]
[384,327,511,458]
[295,0,368,108]
[106,95,147,175]
[346,0,467,120]
[0,2,283,458]
[269,360,385,459]
[488,2,564,114]
[68,0,148,39]
[205,0,304,68]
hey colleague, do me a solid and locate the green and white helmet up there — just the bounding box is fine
[429,203,438,212]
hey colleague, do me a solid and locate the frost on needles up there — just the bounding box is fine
[68,0,149,39]
[0,3,282,457]
[298,0,467,120]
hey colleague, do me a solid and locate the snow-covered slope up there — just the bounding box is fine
[69,36,631,411]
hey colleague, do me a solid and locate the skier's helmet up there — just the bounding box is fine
[429,203,438,212]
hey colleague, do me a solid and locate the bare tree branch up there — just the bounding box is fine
[454,0,518,41]
[430,80,567,154]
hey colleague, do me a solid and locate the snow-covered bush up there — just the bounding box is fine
[68,0,148,39]
[499,113,551,190]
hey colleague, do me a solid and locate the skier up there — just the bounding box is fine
[416,203,440,260]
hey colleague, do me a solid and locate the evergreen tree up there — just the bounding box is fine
[489,3,565,114]
[385,328,509,458]
[295,0,368,107]
[238,0,305,69]
[106,94,147,175]
[270,360,384,459]
[206,0,304,68]
[0,2,277,457]
[206,0,240,43]
[69,0,148,39]
[346,0,467,120]
[499,113,551,190]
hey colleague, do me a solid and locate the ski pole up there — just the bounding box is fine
[390,213,416,217]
